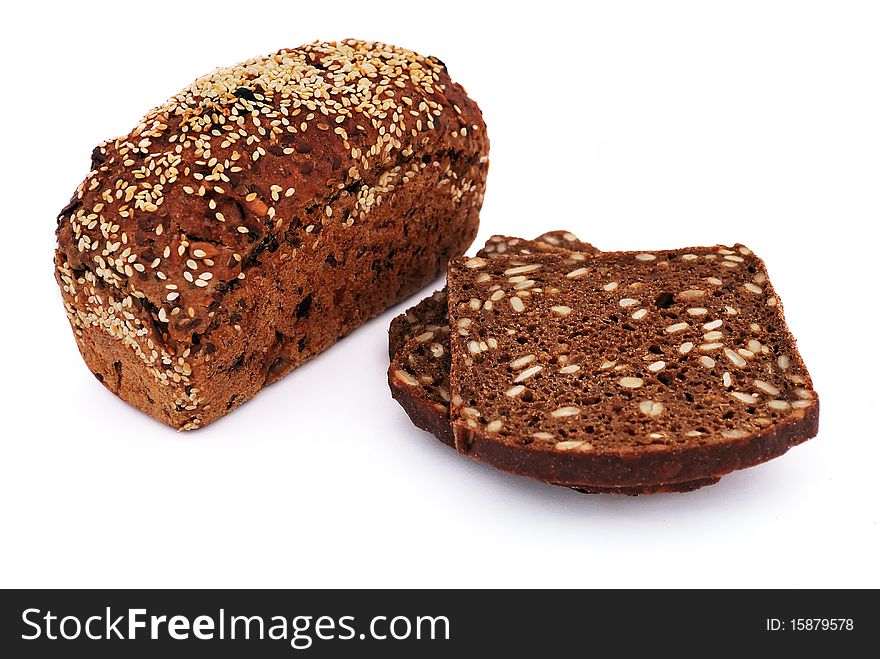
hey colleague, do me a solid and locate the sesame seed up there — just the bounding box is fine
[504,264,542,275]
[464,257,487,269]
[514,365,542,383]
[724,348,747,367]
[619,377,644,389]
[730,391,758,404]
[754,380,781,396]
[510,354,536,369]
[665,322,689,334]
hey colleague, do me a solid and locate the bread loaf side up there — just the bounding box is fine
[55,39,489,429]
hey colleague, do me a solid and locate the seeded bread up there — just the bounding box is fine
[390,306,720,493]
[447,245,819,488]
[388,289,450,362]
[387,238,720,494]
[389,233,597,439]
[55,39,489,430]
[388,231,594,358]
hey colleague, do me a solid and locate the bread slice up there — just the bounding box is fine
[388,231,595,358]
[388,316,720,492]
[388,232,596,446]
[388,288,720,494]
[389,234,725,494]
[446,245,819,488]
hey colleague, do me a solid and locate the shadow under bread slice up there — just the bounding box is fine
[388,231,597,358]
[447,245,819,489]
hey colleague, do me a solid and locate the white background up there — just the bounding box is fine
[1,0,878,588]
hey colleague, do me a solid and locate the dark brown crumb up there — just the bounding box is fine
[446,244,819,488]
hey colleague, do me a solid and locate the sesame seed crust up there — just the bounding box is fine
[56,39,489,429]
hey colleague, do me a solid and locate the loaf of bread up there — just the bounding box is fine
[55,39,489,429]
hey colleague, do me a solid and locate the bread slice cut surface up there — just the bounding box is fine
[388,231,597,358]
[388,232,599,445]
[446,245,819,487]
[389,234,729,493]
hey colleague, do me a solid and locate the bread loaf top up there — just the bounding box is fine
[56,40,487,420]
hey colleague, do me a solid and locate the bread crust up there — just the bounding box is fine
[460,402,818,487]
[55,40,489,429]
[389,365,457,448]
[389,361,724,494]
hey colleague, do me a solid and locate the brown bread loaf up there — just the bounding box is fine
[446,245,819,488]
[55,39,489,429]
